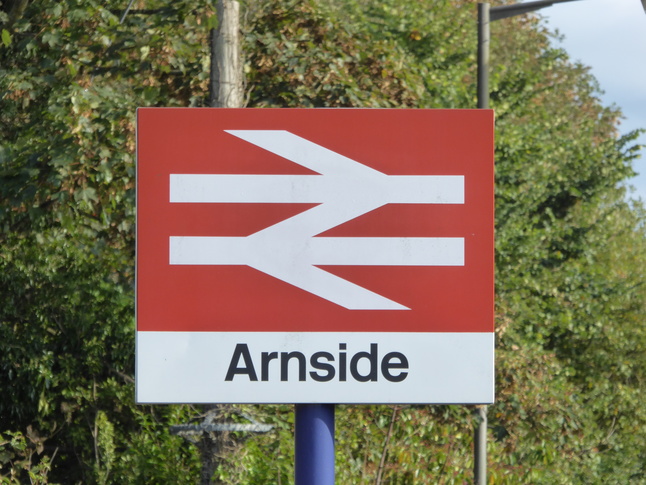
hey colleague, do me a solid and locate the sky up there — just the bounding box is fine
[537,0,646,202]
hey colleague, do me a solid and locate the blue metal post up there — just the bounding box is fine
[295,404,335,485]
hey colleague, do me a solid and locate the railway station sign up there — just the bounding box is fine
[136,108,494,404]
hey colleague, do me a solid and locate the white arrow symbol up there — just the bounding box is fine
[169,130,465,310]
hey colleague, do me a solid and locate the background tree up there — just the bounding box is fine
[0,0,208,481]
[1,0,644,483]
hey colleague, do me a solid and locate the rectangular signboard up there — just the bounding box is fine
[136,108,494,404]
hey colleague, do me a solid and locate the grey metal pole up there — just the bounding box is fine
[475,5,490,483]
[491,0,582,21]
[474,2,584,483]
[477,3,490,110]
[473,405,488,485]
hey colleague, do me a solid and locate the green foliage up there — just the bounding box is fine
[214,405,294,484]
[0,428,53,484]
[0,0,207,481]
[1,0,644,483]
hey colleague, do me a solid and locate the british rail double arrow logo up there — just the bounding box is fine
[169,130,465,310]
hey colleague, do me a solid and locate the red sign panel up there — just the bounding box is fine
[137,108,494,334]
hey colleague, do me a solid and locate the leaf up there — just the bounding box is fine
[1,29,11,47]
